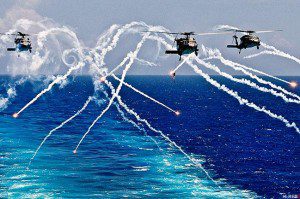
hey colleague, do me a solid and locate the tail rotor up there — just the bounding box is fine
[232,34,238,46]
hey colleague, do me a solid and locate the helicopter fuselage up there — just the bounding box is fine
[176,37,198,54]
[166,36,198,60]
[16,43,32,52]
[239,34,260,49]
[7,36,32,53]
[227,34,261,53]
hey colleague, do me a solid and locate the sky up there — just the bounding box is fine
[0,0,299,75]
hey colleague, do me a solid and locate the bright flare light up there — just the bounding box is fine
[169,71,175,76]
[290,81,298,88]
[175,111,180,116]
[73,150,77,154]
[100,76,106,82]
[12,113,19,118]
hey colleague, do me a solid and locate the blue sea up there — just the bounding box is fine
[0,76,299,198]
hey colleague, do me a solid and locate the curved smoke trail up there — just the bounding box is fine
[188,59,300,134]
[216,25,300,74]
[148,34,300,134]
[14,22,150,117]
[28,96,93,165]
[74,33,150,152]
[2,20,296,196]
[245,42,300,65]
[200,46,300,100]
[103,79,162,151]
[193,56,300,104]
[112,81,219,186]
[15,61,85,117]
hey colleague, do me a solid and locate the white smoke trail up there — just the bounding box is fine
[215,24,300,69]
[25,21,120,158]
[15,61,85,117]
[74,33,150,152]
[148,33,295,106]
[113,84,219,185]
[36,27,84,57]
[1,19,63,75]
[12,19,53,73]
[91,22,151,78]
[214,25,240,32]
[143,33,300,133]
[32,24,159,155]
[202,46,291,85]
[147,35,172,50]
[111,74,179,114]
[103,80,162,150]
[10,23,97,117]
[90,24,121,67]
[172,54,193,73]
[135,58,158,67]
[95,24,120,51]
[103,56,130,78]
[95,29,220,183]
[89,32,218,184]
[103,57,157,79]
[215,57,300,101]
[187,59,300,134]
[28,96,93,165]
[201,46,300,101]
[214,24,300,65]
[99,21,147,66]
[194,56,300,104]
[245,42,300,65]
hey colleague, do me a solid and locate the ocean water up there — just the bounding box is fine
[0,75,299,198]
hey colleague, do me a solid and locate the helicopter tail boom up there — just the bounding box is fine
[227,45,240,49]
[165,50,179,54]
[7,48,16,51]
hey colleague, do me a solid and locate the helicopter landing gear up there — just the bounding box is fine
[179,54,182,61]
[257,46,259,49]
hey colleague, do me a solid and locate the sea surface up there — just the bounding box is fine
[0,76,299,198]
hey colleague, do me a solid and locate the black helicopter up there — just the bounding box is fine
[220,28,282,54]
[0,32,32,55]
[143,31,227,60]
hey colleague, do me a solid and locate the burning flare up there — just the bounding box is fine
[100,76,106,82]
[290,81,298,88]
[12,113,19,118]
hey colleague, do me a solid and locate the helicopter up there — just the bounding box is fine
[220,28,282,54]
[143,31,228,61]
[0,32,32,55]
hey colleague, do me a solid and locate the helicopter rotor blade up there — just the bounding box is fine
[253,30,283,34]
[142,31,198,35]
[216,27,282,34]
[141,31,179,35]
[0,33,17,36]
[216,27,255,33]
[196,32,233,36]
[0,32,30,36]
